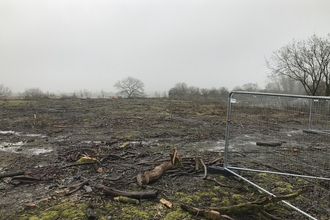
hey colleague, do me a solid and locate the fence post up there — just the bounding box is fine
[223,92,234,168]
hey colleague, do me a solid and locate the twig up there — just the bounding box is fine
[95,184,158,199]
[65,179,89,195]
[60,162,96,169]
[0,171,29,179]
[205,176,233,188]
[104,175,123,181]
[199,159,207,179]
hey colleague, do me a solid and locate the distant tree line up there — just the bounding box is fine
[168,83,229,100]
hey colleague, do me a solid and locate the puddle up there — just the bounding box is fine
[0,141,24,153]
[27,148,53,155]
[198,140,226,152]
[81,140,102,144]
[287,129,303,136]
[0,130,20,135]
[0,141,52,155]
[0,130,47,138]
[172,140,227,153]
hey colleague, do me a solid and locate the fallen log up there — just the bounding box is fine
[181,190,303,219]
[137,148,182,186]
[11,176,43,181]
[114,196,140,204]
[180,203,234,220]
[256,142,282,147]
[95,184,158,199]
[160,198,172,209]
[0,171,30,179]
[210,189,303,215]
[144,161,173,184]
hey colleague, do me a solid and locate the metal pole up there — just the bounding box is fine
[223,93,234,168]
[225,168,318,220]
[308,99,313,130]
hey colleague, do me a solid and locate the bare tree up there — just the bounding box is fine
[83,89,92,98]
[77,89,92,98]
[266,34,330,96]
[114,77,145,98]
[0,84,12,99]
[232,86,242,91]
[187,86,200,98]
[24,88,44,99]
[242,83,260,92]
[265,76,305,94]
[100,89,108,98]
[153,91,161,98]
[209,87,220,99]
[168,83,188,98]
[78,90,84,98]
[162,91,168,98]
[200,88,210,99]
[218,87,229,96]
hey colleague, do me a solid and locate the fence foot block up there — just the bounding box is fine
[207,166,239,177]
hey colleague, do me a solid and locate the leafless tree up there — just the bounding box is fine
[200,88,210,99]
[153,91,161,98]
[100,89,107,98]
[218,87,229,96]
[168,83,188,98]
[266,34,330,96]
[24,88,44,99]
[242,83,260,92]
[114,77,145,98]
[232,86,242,91]
[83,89,92,98]
[265,76,304,94]
[0,84,12,99]
[187,86,200,97]
[209,87,220,99]
[162,91,168,98]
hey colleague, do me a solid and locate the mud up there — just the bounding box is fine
[0,98,328,219]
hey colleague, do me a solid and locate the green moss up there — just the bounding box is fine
[61,205,86,219]
[196,191,217,198]
[119,205,150,219]
[220,197,231,206]
[218,175,226,180]
[39,211,59,220]
[174,192,198,204]
[163,209,190,220]
[211,197,221,202]
[231,193,245,203]
[19,202,87,220]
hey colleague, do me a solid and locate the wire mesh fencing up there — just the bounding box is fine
[223,91,330,219]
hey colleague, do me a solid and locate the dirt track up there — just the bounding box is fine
[0,98,328,219]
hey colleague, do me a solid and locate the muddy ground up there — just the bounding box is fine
[0,98,329,220]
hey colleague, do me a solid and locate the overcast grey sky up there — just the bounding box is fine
[1,0,330,95]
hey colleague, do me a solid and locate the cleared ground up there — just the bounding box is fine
[0,98,328,219]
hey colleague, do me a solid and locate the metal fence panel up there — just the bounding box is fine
[223,91,330,219]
